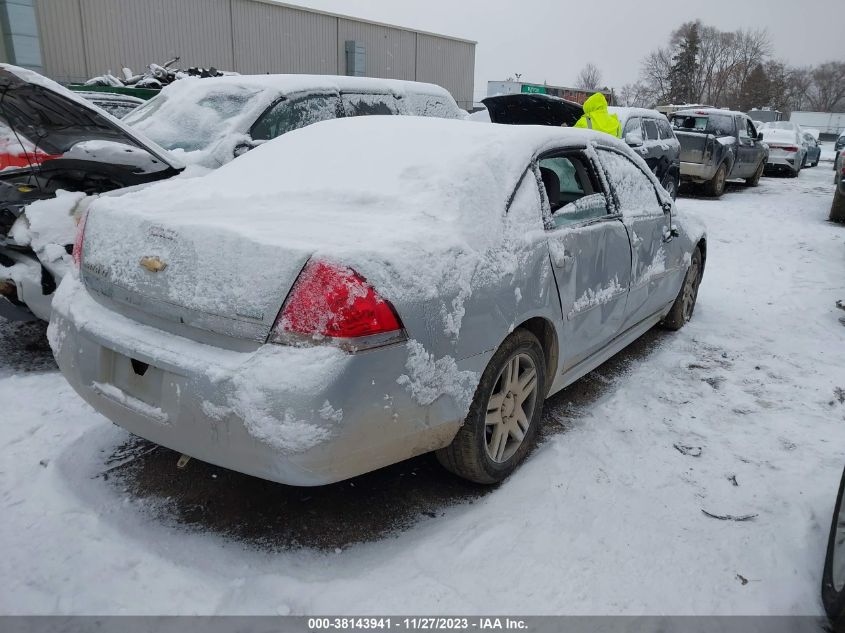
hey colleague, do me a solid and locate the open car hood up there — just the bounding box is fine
[482,94,583,128]
[0,65,183,174]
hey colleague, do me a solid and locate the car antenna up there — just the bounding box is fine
[0,83,43,191]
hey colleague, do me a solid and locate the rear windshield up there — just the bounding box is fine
[671,113,734,136]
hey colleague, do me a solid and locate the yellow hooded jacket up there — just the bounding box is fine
[574,93,621,138]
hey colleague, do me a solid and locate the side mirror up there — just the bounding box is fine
[662,200,673,214]
[756,132,764,141]
[625,131,644,147]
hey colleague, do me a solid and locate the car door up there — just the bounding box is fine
[735,115,761,177]
[595,147,684,331]
[539,150,632,369]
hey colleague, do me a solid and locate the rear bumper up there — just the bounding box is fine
[679,161,717,182]
[766,152,800,172]
[50,277,477,486]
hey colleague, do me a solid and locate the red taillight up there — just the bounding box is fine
[72,211,88,270]
[271,260,403,345]
[770,144,799,152]
[0,149,61,170]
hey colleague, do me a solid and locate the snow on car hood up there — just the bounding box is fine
[81,117,620,339]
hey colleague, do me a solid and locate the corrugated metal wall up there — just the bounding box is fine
[415,33,475,108]
[34,0,474,107]
[33,0,86,83]
[336,18,415,81]
[232,0,336,74]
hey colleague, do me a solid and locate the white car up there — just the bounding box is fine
[760,122,807,177]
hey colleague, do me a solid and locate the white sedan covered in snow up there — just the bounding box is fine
[50,117,706,486]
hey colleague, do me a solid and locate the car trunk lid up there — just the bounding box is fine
[80,207,311,342]
[482,94,583,127]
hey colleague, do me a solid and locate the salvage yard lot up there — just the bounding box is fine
[1,166,844,615]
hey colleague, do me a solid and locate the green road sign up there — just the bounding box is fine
[521,84,547,94]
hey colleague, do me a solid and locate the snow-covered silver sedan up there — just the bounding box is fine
[50,117,706,486]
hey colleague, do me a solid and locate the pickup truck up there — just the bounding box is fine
[669,108,768,197]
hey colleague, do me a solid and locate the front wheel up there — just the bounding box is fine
[704,163,727,197]
[744,159,764,187]
[661,247,703,331]
[436,329,546,484]
[822,466,845,630]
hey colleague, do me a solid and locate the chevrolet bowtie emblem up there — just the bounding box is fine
[139,256,167,273]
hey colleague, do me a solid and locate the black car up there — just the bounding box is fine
[671,108,768,197]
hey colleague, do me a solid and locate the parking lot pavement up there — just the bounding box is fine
[1,166,844,615]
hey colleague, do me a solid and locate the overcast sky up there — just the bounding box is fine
[288,0,842,102]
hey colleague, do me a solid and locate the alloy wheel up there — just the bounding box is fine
[485,353,539,463]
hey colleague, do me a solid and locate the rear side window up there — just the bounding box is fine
[596,148,661,217]
[342,93,400,116]
[657,119,674,140]
[538,153,608,228]
[642,119,659,141]
[405,93,459,119]
[671,115,707,131]
[671,113,734,136]
[251,95,340,140]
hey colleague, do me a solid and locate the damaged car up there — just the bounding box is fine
[0,64,183,321]
[51,116,706,486]
[0,65,466,322]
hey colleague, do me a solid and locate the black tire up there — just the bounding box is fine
[661,247,703,331]
[704,163,727,197]
[822,466,845,630]
[436,329,546,484]
[788,163,801,178]
[831,188,845,223]
[744,159,764,187]
[662,173,679,200]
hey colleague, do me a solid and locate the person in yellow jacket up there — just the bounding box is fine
[574,92,621,138]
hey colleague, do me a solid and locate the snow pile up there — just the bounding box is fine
[396,340,478,409]
[9,190,86,251]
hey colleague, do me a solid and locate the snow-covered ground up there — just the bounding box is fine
[1,166,844,615]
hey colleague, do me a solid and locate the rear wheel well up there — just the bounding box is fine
[515,317,558,395]
[696,238,707,272]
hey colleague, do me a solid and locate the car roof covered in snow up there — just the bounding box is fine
[148,73,455,100]
[671,107,746,117]
[122,74,463,168]
[609,106,669,125]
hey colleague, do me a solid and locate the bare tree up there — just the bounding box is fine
[638,21,773,109]
[576,63,603,91]
[618,82,651,107]
[806,62,845,111]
